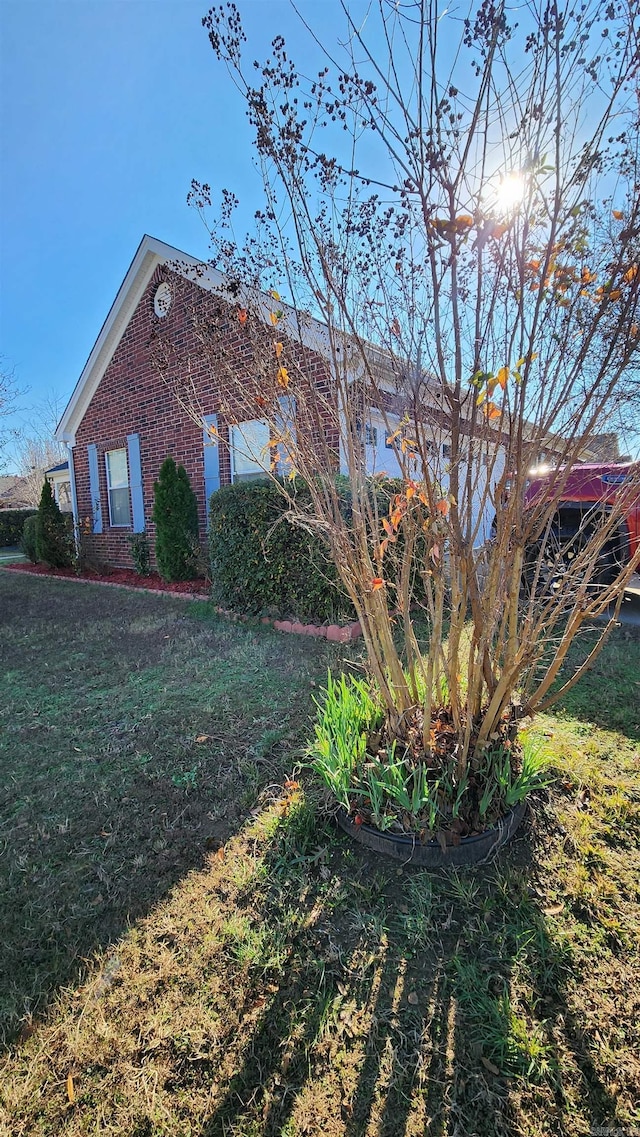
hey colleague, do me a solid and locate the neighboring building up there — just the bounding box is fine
[54,234,504,569]
[0,475,32,511]
[44,461,72,511]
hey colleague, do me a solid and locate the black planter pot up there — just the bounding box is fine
[336,800,527,867]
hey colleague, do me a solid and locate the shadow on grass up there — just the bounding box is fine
[0,572,334,1048]
[197,802,620,1137]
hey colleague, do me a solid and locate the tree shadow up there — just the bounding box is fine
[197,805,623,1137]
[0,572,327,1048]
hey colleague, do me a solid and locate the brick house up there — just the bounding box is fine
[55,235,352,569]
[55,233,504,571]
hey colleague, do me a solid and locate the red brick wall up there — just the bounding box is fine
[72,267,335,570]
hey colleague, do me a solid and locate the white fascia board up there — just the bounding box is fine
[55,235,225,446]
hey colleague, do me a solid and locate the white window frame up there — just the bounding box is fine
[229,419,271,483]
[104,448,131,527]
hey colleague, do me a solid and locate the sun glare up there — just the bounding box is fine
[493,172,527,214]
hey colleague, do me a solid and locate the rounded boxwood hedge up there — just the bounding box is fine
[208,479,356,623]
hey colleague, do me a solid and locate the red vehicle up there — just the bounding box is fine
[524,461,640,589]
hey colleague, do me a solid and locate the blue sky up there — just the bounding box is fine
[0,0,348,468]
[2,1,637,467]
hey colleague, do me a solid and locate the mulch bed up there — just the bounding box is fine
[2,561,211,597]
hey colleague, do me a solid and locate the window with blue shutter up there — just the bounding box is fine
[274,395,297,476]
[127,433,145,532]
[87,444,103,534]
[203,414,220,527]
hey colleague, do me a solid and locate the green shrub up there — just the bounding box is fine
[208,478,355,622]
[128,532,151,576]
[35,480,73,568]
[0,509,36,547]
[21,514,39,563]
[152,457,200,582]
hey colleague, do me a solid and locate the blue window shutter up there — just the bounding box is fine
[127,433,145,532]
[274,395,297,475]
[87,444,103,534]
[203,414,220,527]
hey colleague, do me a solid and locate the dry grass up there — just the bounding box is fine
[1,572,639,1136]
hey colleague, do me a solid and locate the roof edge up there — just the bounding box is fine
[55,235,210,445]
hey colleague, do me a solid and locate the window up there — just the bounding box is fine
[442,443,452,460]
[365,424,378,447]
[230,419,270,482]
[105,448,131,526]
[56,480,71,509]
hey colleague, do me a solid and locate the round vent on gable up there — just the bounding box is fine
[153,282,172,318]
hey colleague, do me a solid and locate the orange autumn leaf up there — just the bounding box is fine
[490,223,509,240]
[238,308,248,325]
[612,209,624,220]
[418,491,429,506]
[382,518,394,537]
[269,312,280,326]
[455,214,474,228]
[631,323,639,336]
[255,395,267,408]
[496,365,509,390]
[485,402,502,420]
[274,341,284,357]
[435,499,449,516]
[378,539,389,559]
[624,265,638,283]
[390,508,403,528]
[276,367,290,388]
[370,577,385,591]
[270,290,281,301]
[405,484,416,499]
[608,289,621,301]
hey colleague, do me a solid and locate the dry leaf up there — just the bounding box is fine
[544,902,564,916]
[216,846,225,860]
[67,1074,76,1104]
[481,1056,500,1075]
[195,734,211,744]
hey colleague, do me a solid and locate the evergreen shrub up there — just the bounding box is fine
[21,514,39,563]
[152,457,200,582]
[35,480,73,568]
[0,509,36,547]
[208,478,356,623]
[128,533,151,576]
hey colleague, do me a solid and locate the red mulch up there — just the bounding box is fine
[2,562,210,596]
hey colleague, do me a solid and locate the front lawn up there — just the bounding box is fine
[1,572,639,1136]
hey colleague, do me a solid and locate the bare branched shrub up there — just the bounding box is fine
[158,0,640,773]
